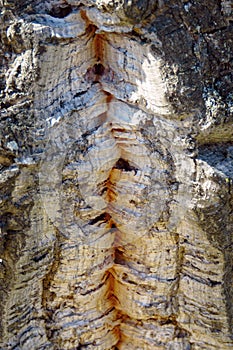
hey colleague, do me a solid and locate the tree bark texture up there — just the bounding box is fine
[0,1,233,349]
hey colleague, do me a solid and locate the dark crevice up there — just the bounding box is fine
[183,272,222,287]
[88,212,111,225]
[111,128,127,133]
[114,248,125,265]
[79,280,107,296]
[99,186,108,196]
[32,251,48,263]
[74,90,88,99]
[49,4,72,18]
[93,63,105,76]
[202,25,229,34]
[113,158,138,173]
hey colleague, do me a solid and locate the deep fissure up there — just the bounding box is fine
[71,15,179,347]
[42,13,187,348]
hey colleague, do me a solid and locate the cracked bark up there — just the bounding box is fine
[0,1,233,349]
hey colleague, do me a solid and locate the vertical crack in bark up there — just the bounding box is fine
[38,14,186,347]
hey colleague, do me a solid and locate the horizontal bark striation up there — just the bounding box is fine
[0,1,233,349]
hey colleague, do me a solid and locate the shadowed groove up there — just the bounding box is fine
[37,12,189,348]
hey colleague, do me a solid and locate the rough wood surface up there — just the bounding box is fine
[0,1,233,349]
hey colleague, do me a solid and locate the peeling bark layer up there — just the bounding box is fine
[0,1,233,349]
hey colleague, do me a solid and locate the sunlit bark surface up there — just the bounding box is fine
[0,1,233,349]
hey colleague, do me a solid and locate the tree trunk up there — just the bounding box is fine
[0,1,233,349]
